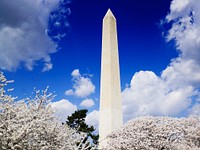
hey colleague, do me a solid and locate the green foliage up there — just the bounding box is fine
[66,109,99,145]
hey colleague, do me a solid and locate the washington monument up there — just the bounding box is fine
[99,9,123,148]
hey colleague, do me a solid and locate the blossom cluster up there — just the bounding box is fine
[106,116,200,150]
[0,72,94,150]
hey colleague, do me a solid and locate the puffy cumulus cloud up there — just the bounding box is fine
[0,0,70,71]
[85,110,99,133]
[166,0,190,20]
[80,98,95,108]
[163,0,200,89]
[65,69,95,98]
[162,59,200,88]
[122,71,195,121]
[122,0,200,122]
[51,99,77,122]
[71,69,81,77]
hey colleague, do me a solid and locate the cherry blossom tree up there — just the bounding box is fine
[106,116,200,150]
[0,72,95,150]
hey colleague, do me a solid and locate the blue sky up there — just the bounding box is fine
[0,0,200,127]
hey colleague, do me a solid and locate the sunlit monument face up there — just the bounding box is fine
[99,9,123,149]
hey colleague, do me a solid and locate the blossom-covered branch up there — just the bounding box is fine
[0,72,95,150]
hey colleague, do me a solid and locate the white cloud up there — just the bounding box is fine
[162,59,200,88]
[189,104,200,117]
[122,0,200,122]
[51,99,77,122]
[86,110,99,133]
[42,62,53,72]
[65,69,95,98]
[65,89,74,95]
[166,0,190,21]
[122,71,195,122]
[80,99,95,108]
[0,0,69,71]
[71,69,81,77]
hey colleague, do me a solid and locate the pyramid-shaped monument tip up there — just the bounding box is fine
[104,8,115,18]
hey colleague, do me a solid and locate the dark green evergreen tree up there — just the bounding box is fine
[66,109,99,145]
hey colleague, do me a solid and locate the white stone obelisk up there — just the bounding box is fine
[99,9,123,149]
